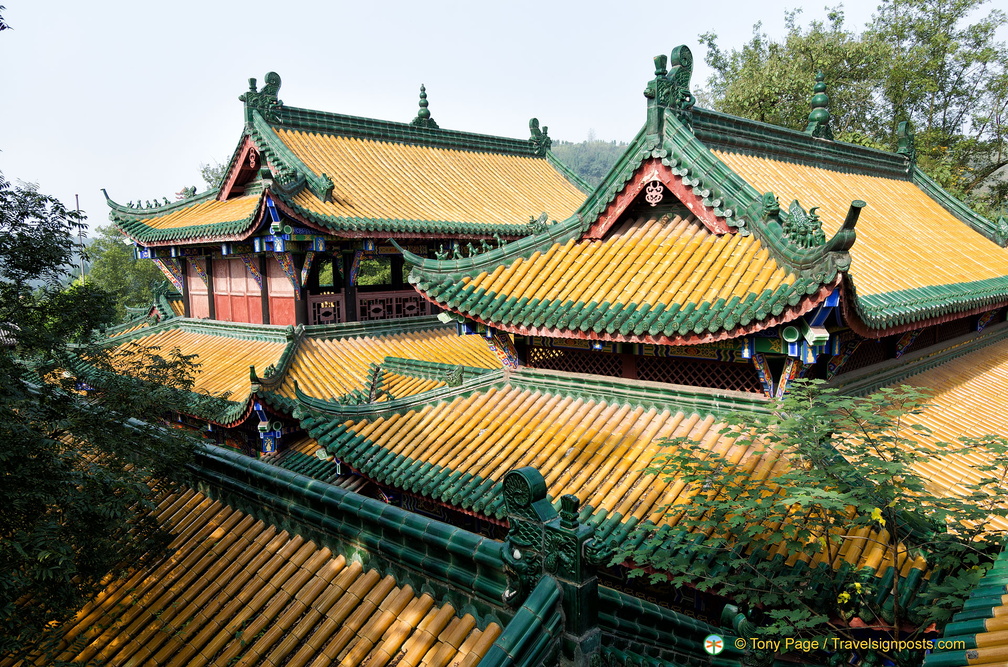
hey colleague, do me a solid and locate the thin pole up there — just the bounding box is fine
[76,194,85,283]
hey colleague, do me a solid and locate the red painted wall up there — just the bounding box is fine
[187,261,210,319]
[213,257,263,324]
[267,258,296,326]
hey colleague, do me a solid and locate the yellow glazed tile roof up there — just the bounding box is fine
[279,329,501,400]
[5,488,499,667]
[123,194,262,232]
[412,214,825,342]
[714,151,1008,298]
[116,328,286,402]
[314,382,922,577]
[277,130,585,227]
[900,336,1008,532]
[466,215,792,309]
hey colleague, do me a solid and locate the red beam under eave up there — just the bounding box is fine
[418,278,841,346]
[840,277,1008,339]
[585,158,731,239]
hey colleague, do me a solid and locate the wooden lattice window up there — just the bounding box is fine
[837,338,892,375]
[902,328,936,356]
[636,356,764,393]
[526,347,623,377]
[934,316,974,343]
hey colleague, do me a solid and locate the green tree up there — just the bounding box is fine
[0,173,200,660]
[700,9,887,145]
[200,160,227,191]
[868,0,1008,209]
[620,380,1007,664]
[699,1,1008,213]
[86,224,168,321]
[551,138,630,187]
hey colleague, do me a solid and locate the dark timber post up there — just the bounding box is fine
[259,254,270,324]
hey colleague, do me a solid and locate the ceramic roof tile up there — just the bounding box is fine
[7,488,499,667]
[899,336,1008,532]
[413,214,821,342]
[277,130,585,230]
[111,193,264,244]
[306,379,922,578]
[115,327,286,402]
[924,550,1008,667]
[715,151,1008,299]
[279,328,500,400]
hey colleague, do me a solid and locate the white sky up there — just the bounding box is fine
[1,0,891,232]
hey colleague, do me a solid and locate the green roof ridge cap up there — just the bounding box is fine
[268,103,549,158]
[692,106,910,180]
[174,317,295,343]
[399,214,582,278]
[293,367,507,420]
[380,356,496,382]
[301,314,445,340]
[508,367,770,418]
[912,165,1008,246]
[574,125,652,231]
[250,326,306,390]
[103,187,218,219]
[251,112,333,200]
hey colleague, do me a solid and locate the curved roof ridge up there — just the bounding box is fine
[103,187,218,219]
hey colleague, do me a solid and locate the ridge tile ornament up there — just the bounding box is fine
[239,72,283,122]
[804,72,833,140]
[897,120,917,168]
[528,118,552,156]
[410,84,439,129]
[500,467,602,665]
[783,200,826,248]
[643,45,696,134]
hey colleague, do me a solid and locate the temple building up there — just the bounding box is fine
[104,75,586,327]
[46,44,1008,666]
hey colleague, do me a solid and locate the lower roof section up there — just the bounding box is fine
[7,486,499,667]
[298,369,925,580]
[925,549,1008,667]
[409,213,837,345]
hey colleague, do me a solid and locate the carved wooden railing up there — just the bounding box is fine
[357,289,430,321]
[307,292,345,325]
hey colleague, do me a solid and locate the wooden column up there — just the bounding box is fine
[294,253,308,326]
[391,254,405,290]
[259,254,270,325]
[205,256,216,320]
[342,249,358,322]
[179,257,191,318]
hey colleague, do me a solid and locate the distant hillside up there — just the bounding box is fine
[551,139,629,188]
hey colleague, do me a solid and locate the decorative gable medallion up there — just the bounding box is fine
[585,159,731,239]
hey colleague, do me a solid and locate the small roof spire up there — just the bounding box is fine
[804,72,833,140]
[411,84,439,129]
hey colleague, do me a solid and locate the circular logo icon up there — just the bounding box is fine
[704,634,724,655]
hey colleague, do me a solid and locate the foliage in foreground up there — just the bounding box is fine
[86,224,169,322]
[621,380,1008,664]
[0,173,201,659]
